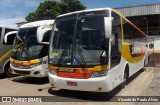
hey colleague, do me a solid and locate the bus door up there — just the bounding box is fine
[111,33,121,68]
[110,12,121,69]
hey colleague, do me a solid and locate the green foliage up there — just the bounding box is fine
[62,0,86,12]
[25,0,86,22]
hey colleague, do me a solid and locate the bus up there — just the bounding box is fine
[40,8,148,92]
[0,26,18,77]
[4,20,54,78]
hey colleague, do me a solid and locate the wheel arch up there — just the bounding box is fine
[3,59,10,73]
[123,63,129,79]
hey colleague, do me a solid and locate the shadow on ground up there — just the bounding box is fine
[10,76,49,85]
[0,74,6,79]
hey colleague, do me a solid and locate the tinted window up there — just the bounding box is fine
[3,28,17,45]
[111,12,122,68]
[42,30,51,42]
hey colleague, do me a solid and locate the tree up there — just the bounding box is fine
[25,0,86,22]
[62,0,86,12]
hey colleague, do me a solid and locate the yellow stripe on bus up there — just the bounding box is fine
[10,58,40,64]
[0,50,11,63]
[122,42,144,63]
[29,59,40,64]
[112,9,145,63]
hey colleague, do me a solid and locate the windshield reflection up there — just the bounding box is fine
[11,27,48,60]
[49,11,109,67]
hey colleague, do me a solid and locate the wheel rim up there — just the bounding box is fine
[123,73,127,82]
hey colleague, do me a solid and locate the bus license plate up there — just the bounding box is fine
[67,81,77,86]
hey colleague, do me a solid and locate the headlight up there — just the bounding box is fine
[49,70,56,75]
[91,71,107,78]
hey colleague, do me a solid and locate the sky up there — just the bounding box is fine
[0,0,160,27]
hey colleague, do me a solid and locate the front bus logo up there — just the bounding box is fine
[58,68,75,72]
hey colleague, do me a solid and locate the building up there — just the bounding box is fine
[115,3,160,35]
[16,21,28,27]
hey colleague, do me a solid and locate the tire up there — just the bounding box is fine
[141,60,146,72]
[4,64,15,78]
[141,67,146,72]
[120,72,127,89]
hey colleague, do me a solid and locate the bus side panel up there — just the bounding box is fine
[0,27,13,73]
[108,57,127,89]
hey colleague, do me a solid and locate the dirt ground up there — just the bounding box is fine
[0,61,159,105]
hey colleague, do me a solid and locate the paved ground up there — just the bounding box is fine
[0,65,158,105]
[135,65,160,105]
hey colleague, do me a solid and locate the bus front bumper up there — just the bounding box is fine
[10,64,48,78]
[48,72,113,92]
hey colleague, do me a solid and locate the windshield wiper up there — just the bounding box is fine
[76,45,87,67]
[57,49,67,65]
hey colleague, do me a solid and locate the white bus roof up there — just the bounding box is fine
[57,8,111,18]
[20,20,54,28]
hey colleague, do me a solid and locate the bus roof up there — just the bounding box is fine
[20,20,54,28]
[56,8,146,36]
[57,8,112,18]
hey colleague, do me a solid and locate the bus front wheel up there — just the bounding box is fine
[120,66,129,89]
[120,72,127,89]
[4,63,15,77]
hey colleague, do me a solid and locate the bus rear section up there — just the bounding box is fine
[7,20,54,78]
[0,26,18,77]
[48,8,147,92]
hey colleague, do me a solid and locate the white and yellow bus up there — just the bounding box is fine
[0,26,18,77]
[38,8,148,92]
[5,20,54,78]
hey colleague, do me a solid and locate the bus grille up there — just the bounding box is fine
[56,70,94,79]
[14,70,30,75]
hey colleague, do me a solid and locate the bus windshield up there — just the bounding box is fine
[11,27,48,60]
[49,11,109,67]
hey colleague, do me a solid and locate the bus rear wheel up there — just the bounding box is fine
[120,65,129,89]
[120,72,127,89]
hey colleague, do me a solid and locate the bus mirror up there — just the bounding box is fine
[37,26,51,44]
[104,17,112,38]
[4,31,17,44]
[42,30,51,43]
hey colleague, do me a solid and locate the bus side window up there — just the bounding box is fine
[111,12,121,68]
[111,33,121,67]
[3,28,17,45]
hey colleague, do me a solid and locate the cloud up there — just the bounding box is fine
[0,17,26,27]
[24,0,43,8]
